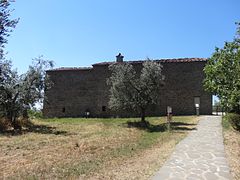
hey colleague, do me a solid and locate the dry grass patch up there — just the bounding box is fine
[0,116,198,179]
[222,116,240,180]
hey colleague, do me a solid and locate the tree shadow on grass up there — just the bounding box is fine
[0,122,68,136]
[170,122,197,126]
[25,123,68,135]
[126,121,167,132]
[170,122,197,131]
[171,126,197,131]
[125,120,197,132]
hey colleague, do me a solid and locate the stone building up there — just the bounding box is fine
[43,54,212,118]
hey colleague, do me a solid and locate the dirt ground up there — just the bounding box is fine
[0,116,198,179]
[224,129,240,180]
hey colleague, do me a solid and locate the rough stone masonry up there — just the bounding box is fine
[43,54,212,118]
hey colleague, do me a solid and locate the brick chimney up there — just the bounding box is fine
[116,53,124,62]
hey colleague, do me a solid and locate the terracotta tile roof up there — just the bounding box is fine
[92,58,207,66]
[47,67,92,72]
[47,58,207,72]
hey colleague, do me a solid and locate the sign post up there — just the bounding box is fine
[195,104,199,116]
[85,110,90,118]
[167,106,172,130]
[194,97,200,116]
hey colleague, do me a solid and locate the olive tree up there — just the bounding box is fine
[0,57,54,130]
[107,60,164,124]
[0,0,19,57]
[0,1,55,130]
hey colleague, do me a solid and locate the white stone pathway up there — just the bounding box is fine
[152,116,232,180]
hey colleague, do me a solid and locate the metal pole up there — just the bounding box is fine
[196,107,199,116]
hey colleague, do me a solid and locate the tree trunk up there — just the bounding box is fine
[23,108,29,119]
[11,112,22,132]
[141,108,145,122]
[12,118,21,131]
[140,107,148,127]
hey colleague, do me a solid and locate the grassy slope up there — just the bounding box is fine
[0,116,198,179]
[222,116,240,180]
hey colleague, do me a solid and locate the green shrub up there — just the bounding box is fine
[225,113,240,131]
[28,109,43,119]
[222,116,231,130]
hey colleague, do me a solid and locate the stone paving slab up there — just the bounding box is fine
[152,116,232,180]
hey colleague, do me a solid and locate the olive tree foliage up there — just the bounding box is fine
[0,1,54,130]
[204,22,240,113]
[0,0,19,58]
[0,57,54,130]
[107,60,164,123]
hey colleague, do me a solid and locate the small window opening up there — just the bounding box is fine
[102,106,106,112]
[194,97,200,107]
[62,107,66,113]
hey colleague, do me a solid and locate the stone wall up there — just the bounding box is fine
[43,60,212,118]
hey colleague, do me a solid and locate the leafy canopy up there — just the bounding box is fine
[0,56,54,129]
[107,60,164,122]
[0,1,54,130]
[0,0,19,57]
[204,22,240,113]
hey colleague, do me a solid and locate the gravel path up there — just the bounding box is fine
[152,116,232,180]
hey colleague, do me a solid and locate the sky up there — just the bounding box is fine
[5,0,240,73]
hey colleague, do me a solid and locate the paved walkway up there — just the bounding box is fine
[152,116,232,180]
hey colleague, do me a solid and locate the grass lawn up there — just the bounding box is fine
[222,116,240,180]
[0,116,198,179]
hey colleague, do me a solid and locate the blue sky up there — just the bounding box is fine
[5,0,240,73]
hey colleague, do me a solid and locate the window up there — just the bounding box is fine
[62,107,66,113]
[102,106,106,112]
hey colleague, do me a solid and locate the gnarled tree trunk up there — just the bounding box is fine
[140,107,148,127]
